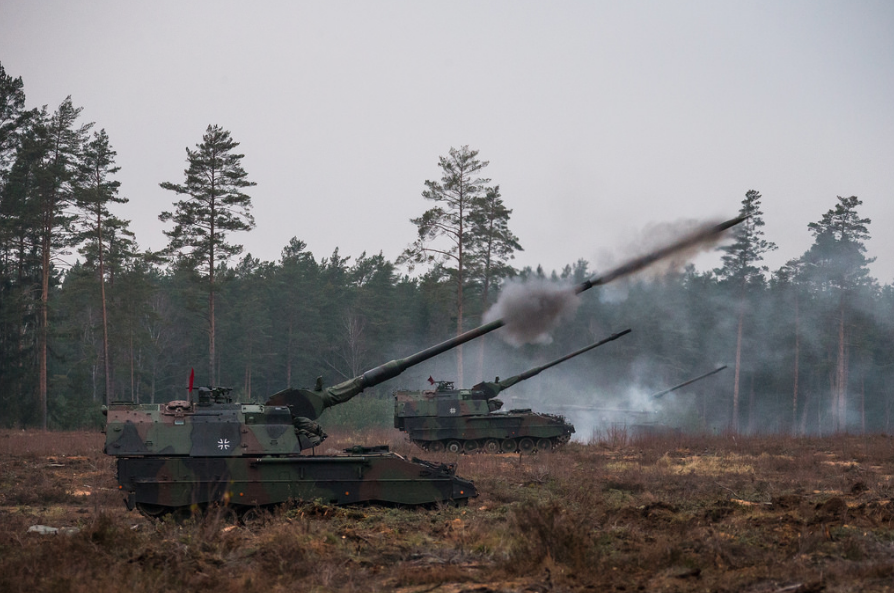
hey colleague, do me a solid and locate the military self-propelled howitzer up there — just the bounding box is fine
[104,324,524,517]
[394,329,632,454]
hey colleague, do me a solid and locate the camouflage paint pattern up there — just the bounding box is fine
[104,392,477,516]
[104,401,313,457]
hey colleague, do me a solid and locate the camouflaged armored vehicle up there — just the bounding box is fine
[105,388,476,518]
[394,329,631,454]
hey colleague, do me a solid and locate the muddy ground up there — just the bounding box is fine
[1,428,893,592]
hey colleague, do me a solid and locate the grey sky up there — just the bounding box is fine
[3,1,893,281]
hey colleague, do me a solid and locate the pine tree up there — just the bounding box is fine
[35,98,92,428]
[222,253,272,400]
[274,238,321,387]
[159,125,256,384]
[0,63,38,425]
[75,129,133,404]
[801,196,874,431]
[340,252,396,378]
[0,62,32,174]
[715,190,776,432]
[468,184,522,380]
[399,146,491,385]
[773,259,806,434]
[318,247,354,381]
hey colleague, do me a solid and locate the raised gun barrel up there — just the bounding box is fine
[267,215,745,420]
[651,365,728,399]
[473,329,632,399]
[266,319,515,420]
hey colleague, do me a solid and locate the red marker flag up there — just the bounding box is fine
[427,376,435,385]
[188,368,195,394]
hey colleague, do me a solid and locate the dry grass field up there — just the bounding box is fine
[1,427,893,593]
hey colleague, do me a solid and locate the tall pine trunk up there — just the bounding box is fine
[731,306,744,432]
[747,374,755,434]
[476,233,495,384]
[39,224,49,430]
[792,293,800,435]
[477,274,490,385]
[209,284,215,385]
[860,372,865,434]
[130,332,135,402]
[799,388,809,435]
[39,171,60,429]
[286,319,293,387]
[244,357,252,400]
[455,201,464,387]
[150,361,156,404]
[97,208,113,404]
[834,296,847,432]
[209,201,216,386]
[244,334,252,400]
[456,277,463,386]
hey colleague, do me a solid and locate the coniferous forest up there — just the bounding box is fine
[1,62,891,435]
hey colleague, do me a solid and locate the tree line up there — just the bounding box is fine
[1,62,890,434]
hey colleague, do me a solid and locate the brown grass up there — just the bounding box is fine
[2,429,894,592]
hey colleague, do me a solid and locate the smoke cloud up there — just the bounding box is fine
[482,279,580,346]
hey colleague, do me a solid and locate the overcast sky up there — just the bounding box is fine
[3,1,893,282]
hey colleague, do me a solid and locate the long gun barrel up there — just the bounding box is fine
[267,216,745,420]
[651,365,728,399]
[474,329,632,397]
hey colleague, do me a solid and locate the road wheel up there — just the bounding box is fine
[519,437,535,454]
[446,440,463,454]
[483,439,501,454]
[463,440,479,453]
[208,503,239,524]
[536,438,552,452]
[428,441,445,453]
[136,503,168,519]
[240,506,271,525]
[170,507,198,523]
[501,439,517,453]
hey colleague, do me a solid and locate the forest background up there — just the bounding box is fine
[1,62,891,436]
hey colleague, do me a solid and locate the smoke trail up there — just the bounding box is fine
[485,215,745,346]
[576,217,738,289]
[482,279,580,346]
[630,219,730,278]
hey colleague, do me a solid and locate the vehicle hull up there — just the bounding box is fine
[116,451,477,514]
[399,411,574,453]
